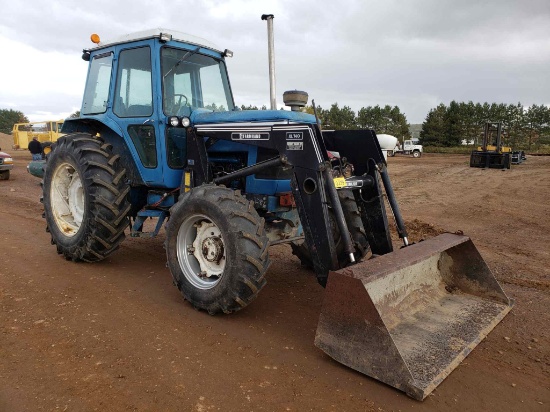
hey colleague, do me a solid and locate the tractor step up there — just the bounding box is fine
[131,210,168,238]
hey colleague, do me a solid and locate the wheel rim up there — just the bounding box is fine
[50,162,85,237]
[176,214,226,290]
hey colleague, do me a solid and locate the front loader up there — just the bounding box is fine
[40,27,512,400]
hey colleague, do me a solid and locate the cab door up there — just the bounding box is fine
[111,45,165,186]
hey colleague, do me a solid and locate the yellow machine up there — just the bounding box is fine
[470,122,512,169]
[12,120,65,152]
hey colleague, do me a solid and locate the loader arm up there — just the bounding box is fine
[323,129,403,254]
[187,120,403,278]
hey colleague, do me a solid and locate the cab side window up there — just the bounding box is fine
[82,52,113,115]
[114,47,153,118]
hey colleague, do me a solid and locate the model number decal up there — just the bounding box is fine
[286,132,303,140]
[231,132,270,140]
[287,141,303,150]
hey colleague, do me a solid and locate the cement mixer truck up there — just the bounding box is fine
[376,134,399,160]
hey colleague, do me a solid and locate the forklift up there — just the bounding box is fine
[470,122,512,169]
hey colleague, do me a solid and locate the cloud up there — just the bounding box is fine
[0,35,86,121]
[0,0,549,123]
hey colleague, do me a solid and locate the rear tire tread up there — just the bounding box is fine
[43,134,130,262]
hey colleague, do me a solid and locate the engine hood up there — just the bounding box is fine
[190,109,317,126]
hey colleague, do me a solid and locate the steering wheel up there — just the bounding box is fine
[164,94,189,114]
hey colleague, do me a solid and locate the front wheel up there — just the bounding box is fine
[166,185,270,314]
[412,151,421,158]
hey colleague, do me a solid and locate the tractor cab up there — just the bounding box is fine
[72,29,235,189]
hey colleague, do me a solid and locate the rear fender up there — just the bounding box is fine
[61,117,143,186]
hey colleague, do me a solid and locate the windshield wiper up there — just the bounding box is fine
[163,46,200,79]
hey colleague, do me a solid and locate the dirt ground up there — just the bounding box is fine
[0,136,548,411]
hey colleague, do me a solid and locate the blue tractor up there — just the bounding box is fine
[45,28,375,301]
[41,28,512,400]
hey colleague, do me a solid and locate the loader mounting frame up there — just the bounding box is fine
[185,123,394,282]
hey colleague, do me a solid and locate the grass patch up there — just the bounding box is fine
[527,146,550,155]
[423,145,550,155]
[423,146,472,154]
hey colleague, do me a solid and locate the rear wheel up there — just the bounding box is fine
[42,134,131,261]
[291,189,370,281]
[166,185,270,314]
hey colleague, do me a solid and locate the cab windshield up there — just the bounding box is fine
[161,47,234,116]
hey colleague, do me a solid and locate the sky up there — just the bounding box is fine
[0,0,549,124]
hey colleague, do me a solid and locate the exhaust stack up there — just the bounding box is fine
[261,14,277,110]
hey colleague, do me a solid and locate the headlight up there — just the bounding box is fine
[181,117,191,127]
[169,116,180,127]
[4,158,13,164]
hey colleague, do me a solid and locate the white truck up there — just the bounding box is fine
[388,138,423,158]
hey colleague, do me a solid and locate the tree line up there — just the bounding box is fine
[240,103,411,139]
[3,102,549,150]
[241,101,550,150]
[420,101,550,149]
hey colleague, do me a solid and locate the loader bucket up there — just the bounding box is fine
[315,233,513,400]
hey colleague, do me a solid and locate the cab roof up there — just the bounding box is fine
[85,28,222,53]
